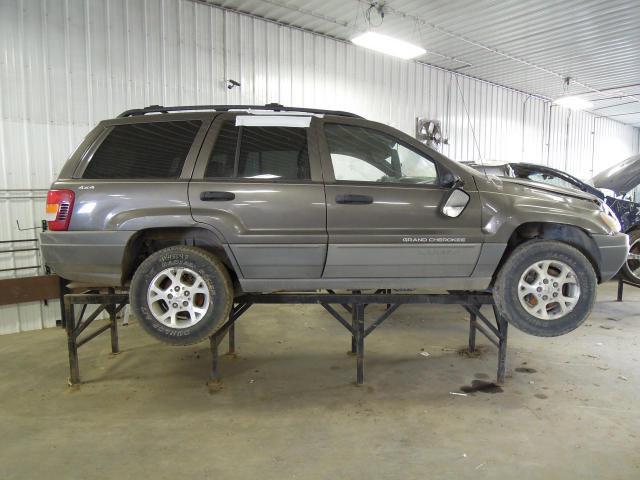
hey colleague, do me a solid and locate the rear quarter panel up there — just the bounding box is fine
[41,114,214,285]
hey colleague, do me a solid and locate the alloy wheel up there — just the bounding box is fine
[147,267,211,328]
[517,260,580,320]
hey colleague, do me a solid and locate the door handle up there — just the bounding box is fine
[200,191,235,201]
[335,194,374,205]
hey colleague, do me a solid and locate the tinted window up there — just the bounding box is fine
[83,121,201,179]
[205,124,310,180]
[238,127,309,180]
[324,124,438,184]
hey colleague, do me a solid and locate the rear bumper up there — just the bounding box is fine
[40,231,133,286]
[592,233,629,281]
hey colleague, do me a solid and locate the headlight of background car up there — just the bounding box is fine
[599,202,621,233]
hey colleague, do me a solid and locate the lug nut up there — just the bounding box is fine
[553,292,558,297]
[175,286,180,291]
[183,301,188,306]
[184,291,190,296]
[537,287,542,292]
[542,295,548,300]
[543,279,549,284]
[553,282,558,287]
[172,303,178,308]
[167,294,173,299]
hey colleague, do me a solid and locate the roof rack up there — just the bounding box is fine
[117,103,362,118]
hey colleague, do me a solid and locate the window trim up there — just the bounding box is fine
[74,118,211,180]
[319,120,444,189]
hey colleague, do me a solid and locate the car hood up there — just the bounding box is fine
[494,176,601,203]
[591,154,640,195]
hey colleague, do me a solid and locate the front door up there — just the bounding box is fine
[318,120,483,278]
[189,113,327,279]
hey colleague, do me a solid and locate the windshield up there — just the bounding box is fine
[521,172,577,190]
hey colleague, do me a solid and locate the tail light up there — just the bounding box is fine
[45,189,75,231]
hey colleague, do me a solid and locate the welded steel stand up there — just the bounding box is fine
[208,302,252,384]
[64,288,128,385]
[616,276,640,301]
[62,289,510,387]
[464,305,509,384]
[209,291,509,386]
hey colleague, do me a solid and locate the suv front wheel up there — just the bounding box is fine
[130,246,233,346]
[493,240,597,337]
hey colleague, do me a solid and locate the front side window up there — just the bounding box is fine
[324,124,438,185]
[204,123,310,180]
[83,120,201,179]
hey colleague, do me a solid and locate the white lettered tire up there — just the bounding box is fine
[130,246,233,346]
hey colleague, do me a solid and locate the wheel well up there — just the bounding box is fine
[121,227,239,287]
[493,222,601,283]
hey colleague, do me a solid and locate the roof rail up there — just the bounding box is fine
[117,103,362,118]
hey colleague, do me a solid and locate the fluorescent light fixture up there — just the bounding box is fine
[351,32,426,60]
[553,95,593,110]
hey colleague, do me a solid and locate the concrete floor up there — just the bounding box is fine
[0,282,639,479]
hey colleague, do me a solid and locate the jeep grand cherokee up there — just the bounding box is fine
[41,104,629,344]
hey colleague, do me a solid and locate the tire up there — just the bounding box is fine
[493,240,597,337]
[621,229,640,285]
[130,246,233,346]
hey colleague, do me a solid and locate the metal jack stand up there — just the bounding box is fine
[64,289,128,385]
[616,276,640,301]
[61,289,510,387]
[464,305,509,384]
[208,291,510,386]
[208,302,252,385]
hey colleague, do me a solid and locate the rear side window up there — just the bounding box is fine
[83,121,202,179]
[204,123,310,180]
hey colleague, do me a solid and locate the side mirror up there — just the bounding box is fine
[441,188,470,218]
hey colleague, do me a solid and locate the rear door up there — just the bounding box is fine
[189,113,327,279]
[318,118,483,278]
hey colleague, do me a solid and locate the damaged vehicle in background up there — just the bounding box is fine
[591,155,640,285]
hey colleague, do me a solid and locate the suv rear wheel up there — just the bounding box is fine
[130,246,233,346]
[493,240,597,337]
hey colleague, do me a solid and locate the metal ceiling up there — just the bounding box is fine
[204,0,640,127]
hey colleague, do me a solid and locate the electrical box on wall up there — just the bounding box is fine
[416,118,448,151]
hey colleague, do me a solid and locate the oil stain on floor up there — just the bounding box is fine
[459,380,504,394]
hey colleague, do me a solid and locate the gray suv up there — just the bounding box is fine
[41,104,628,344]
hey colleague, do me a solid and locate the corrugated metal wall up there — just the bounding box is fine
[1,0,639,333]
